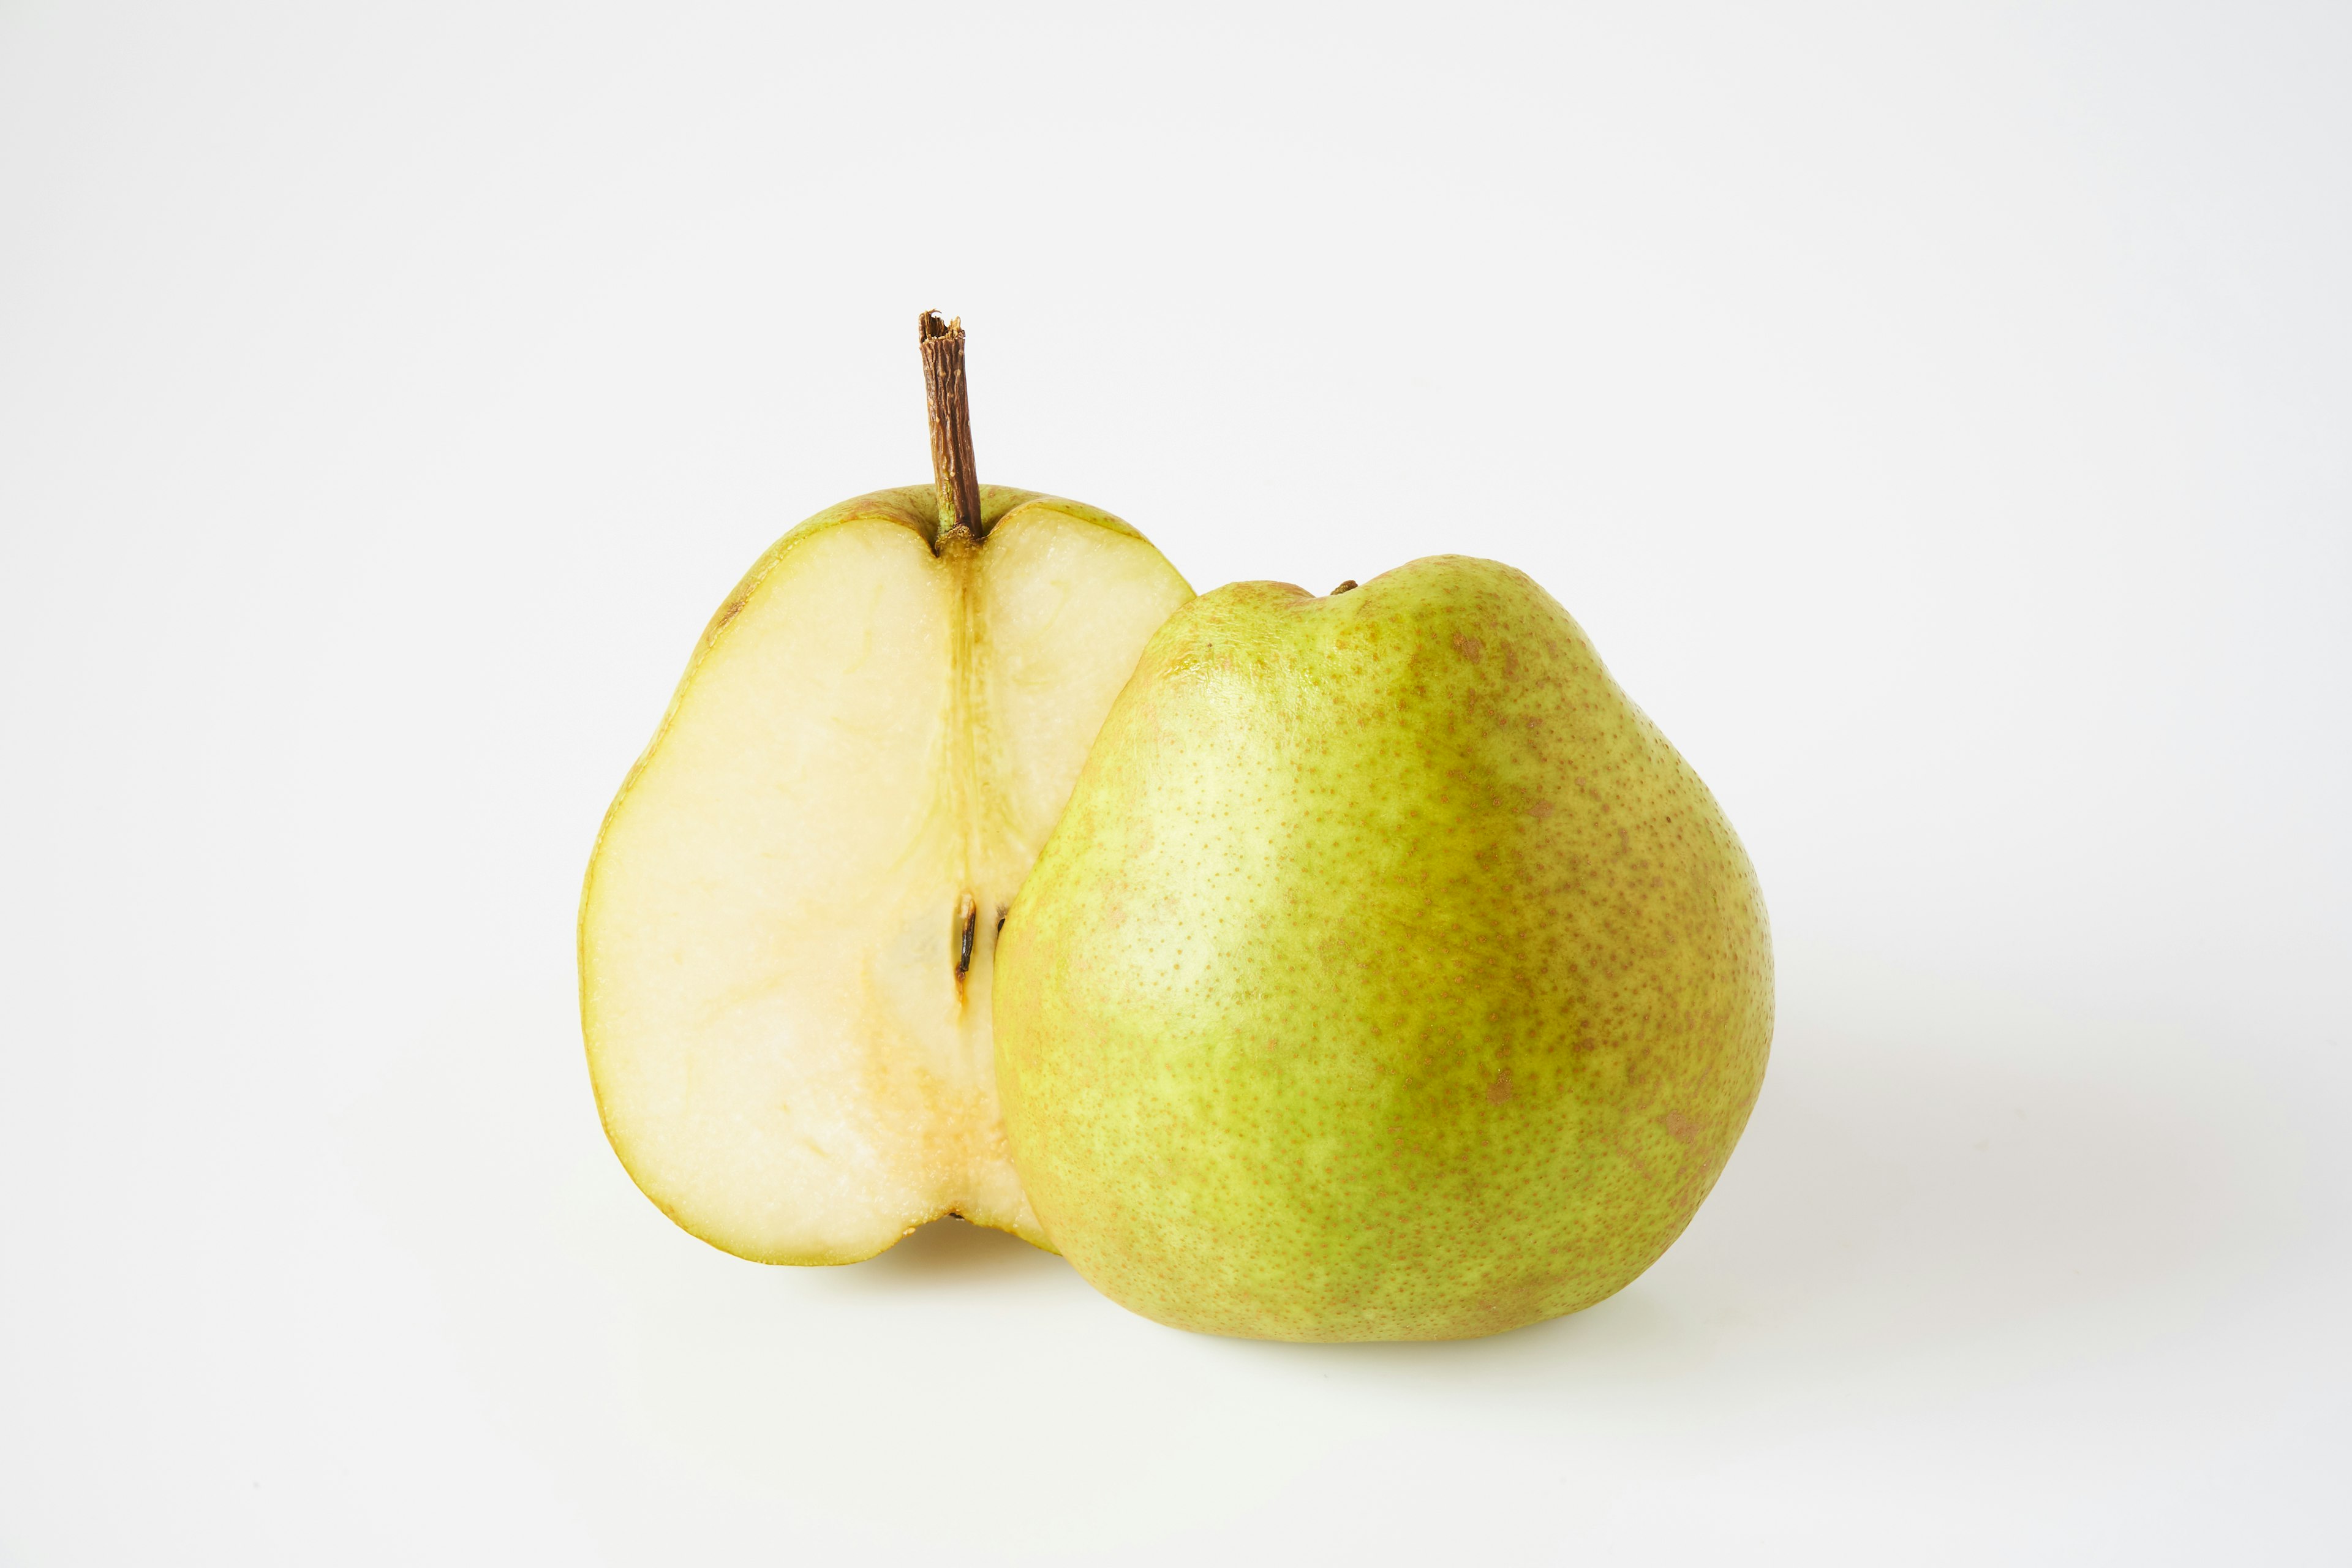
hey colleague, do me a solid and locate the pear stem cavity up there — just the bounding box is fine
[919,311,984,549]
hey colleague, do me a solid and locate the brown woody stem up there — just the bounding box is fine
[919,311,983,545]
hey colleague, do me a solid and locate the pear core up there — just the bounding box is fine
[995,556,1773,1340]
[581,486,1192,1264]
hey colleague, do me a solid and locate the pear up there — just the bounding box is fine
[994,556,1771,1340]
[579,318,1192,1264]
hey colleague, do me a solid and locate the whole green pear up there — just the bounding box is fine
[993,556,1771,1341]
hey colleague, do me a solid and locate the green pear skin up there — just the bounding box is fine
[993,556,1771,1341]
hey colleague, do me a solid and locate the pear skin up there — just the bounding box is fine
[995,555,1771,1340]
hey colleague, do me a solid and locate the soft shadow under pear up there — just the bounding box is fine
[818,1216,1071,1292]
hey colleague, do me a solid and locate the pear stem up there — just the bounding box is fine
[919,311,984,546]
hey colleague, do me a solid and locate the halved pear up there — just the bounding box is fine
[580,484,1191,1263]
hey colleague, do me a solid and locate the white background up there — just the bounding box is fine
[2,3,2346,1562]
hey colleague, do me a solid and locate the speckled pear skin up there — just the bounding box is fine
[993,556,1772,1341]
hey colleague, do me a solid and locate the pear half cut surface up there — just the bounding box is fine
[581,486,1192,1264]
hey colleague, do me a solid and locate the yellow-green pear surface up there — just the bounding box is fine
[582,484,1191,1263]
[995,556,1771,1340]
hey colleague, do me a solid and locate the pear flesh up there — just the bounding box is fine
[581,487,1192,1264]
[995,555,1773,1341]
